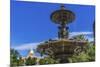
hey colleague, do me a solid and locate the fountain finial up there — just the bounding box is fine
[61,4,65,10]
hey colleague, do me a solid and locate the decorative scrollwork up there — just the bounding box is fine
[74,46,82,55]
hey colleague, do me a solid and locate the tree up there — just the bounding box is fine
[10,49,21,66]
[17,57,25,66]
[67,35,95,63]
[39,57,59,65]
[86,42,95,61]
[25,57,37,65]
[68,42,95,63]
[68,52,90,63]
[72,34,88,41]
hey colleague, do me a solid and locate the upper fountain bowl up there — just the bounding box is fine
[50,6,75,24]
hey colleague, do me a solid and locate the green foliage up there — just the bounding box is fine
[68,43,95,63]
[25,57,37,65]
[10,49,22,66]
[86,43,95,61]
[68,52,90,63]
[39,58,46,65]
[67,35,95,63]
[72,35,88,41]
[39,57,59,65]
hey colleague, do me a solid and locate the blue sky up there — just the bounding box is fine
[11,0,95,56]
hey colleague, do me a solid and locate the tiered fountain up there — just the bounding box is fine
[37,5,87,63]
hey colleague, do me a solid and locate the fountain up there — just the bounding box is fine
[37,5,87,63]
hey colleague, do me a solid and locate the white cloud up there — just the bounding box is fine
[11,42,41,50]
[69,31,93,37]
[85,36,94,42]
[88,37,94,42]
[69,31,94,42]
[53,32,93,39]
